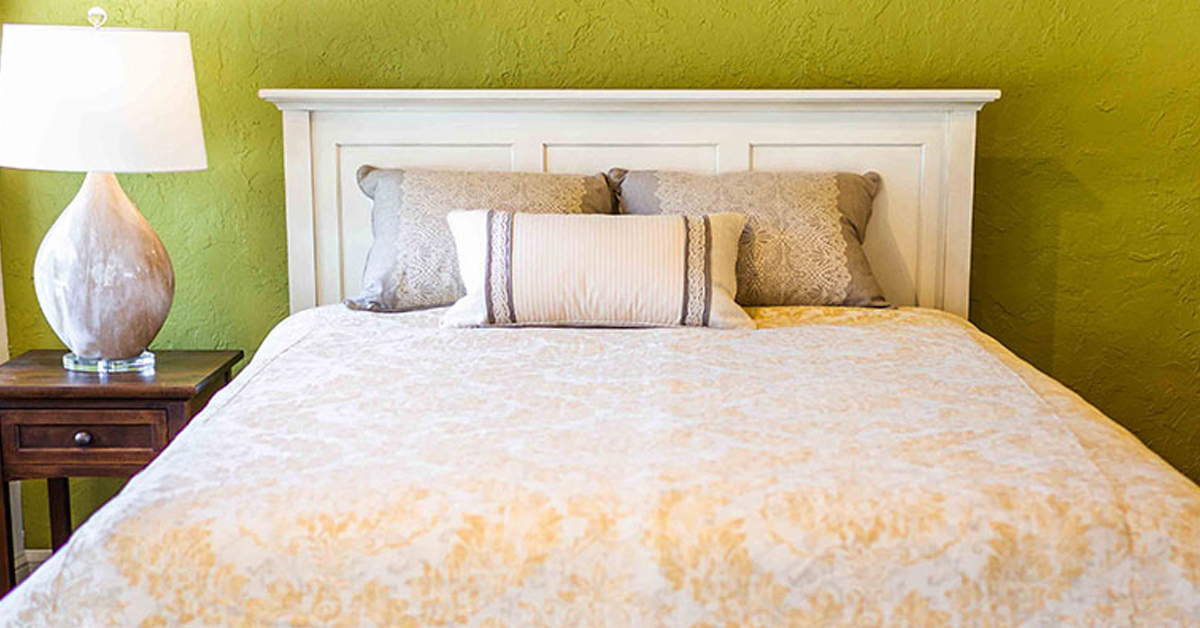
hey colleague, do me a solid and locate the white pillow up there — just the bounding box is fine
[442,211,752,329]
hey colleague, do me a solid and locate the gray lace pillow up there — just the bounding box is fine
[609,169,888,307]
[349,168,615,312]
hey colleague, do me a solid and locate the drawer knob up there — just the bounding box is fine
[73,430,93,447]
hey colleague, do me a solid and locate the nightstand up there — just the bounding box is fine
[0,350,242,593]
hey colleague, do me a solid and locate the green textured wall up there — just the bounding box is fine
[0,1,1197,549]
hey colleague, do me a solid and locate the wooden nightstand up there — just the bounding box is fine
[0,350,242,593]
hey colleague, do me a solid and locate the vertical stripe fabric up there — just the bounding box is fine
[511,213,684,325]
[445,210,752,329]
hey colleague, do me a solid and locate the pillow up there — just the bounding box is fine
[442,211,753,329]
[348,168,615,312]
[609,169,888,307]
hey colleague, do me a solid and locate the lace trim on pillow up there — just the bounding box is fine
[680,215,712,327]
[484,210,516,325]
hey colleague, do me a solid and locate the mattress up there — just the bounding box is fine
[1,306,1197,627]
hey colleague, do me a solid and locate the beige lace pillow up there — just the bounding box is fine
[610,170,887,307]
[442,211,752,329]
[348,168,614,312]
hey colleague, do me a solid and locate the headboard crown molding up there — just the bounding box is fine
[260,88,1000,112]
[261,88,998,317]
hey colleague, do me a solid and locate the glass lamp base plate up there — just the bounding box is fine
[63,351,156,374]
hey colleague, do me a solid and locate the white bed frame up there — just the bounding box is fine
[259,89,999,317]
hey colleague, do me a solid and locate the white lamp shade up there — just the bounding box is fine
[0,24,206,173]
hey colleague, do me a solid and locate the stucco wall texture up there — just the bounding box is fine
[0,1,1196,548]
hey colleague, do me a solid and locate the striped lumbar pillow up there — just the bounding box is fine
[442,211,752,329]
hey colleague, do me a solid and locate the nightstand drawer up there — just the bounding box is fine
[0,409,168,467]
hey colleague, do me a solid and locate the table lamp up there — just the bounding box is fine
[0,8,206,373]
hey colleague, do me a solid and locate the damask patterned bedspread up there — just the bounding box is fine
[2,306,1197,627]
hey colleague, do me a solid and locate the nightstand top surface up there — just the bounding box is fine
[0,350,244,399]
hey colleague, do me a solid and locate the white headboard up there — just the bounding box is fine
[259,89,999,317]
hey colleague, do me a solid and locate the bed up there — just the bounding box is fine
[0,90,1197,626]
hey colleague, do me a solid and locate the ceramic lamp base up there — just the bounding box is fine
[63,351,156,374]
[33,173,175,371]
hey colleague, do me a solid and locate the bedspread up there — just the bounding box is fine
[1,306,1197,627]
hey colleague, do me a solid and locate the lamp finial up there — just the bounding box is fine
[87,7,107,29]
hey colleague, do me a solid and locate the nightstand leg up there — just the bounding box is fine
[0,481,14,593]
[47,478,71,551]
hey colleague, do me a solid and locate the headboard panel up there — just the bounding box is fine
[260,89,999,317]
